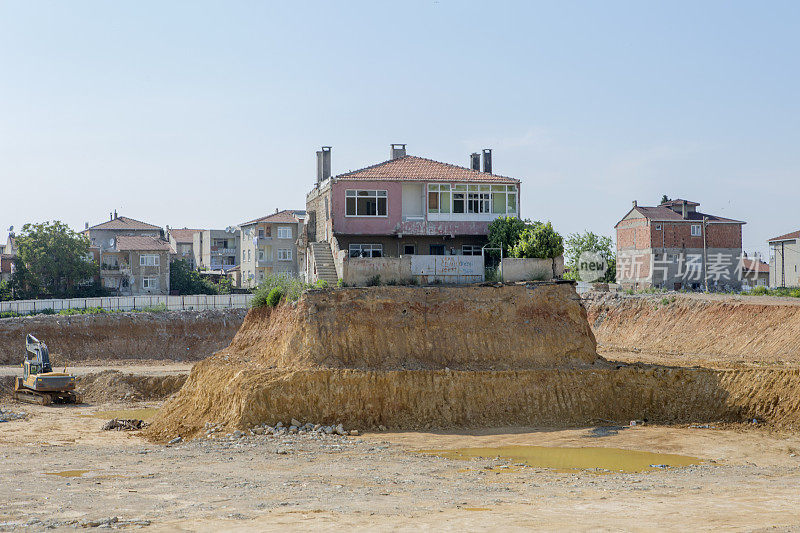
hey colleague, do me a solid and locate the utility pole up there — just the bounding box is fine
[702,216,709,292]
[781,241,785,288]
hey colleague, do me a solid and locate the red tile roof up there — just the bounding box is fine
[240,210,306,227]
[742,258,770,273]
[618,205,745,227]
[768,230,800,242]
[115,236,172,252]
[336,155,519,184]
[86,216,162,232]
[169,228,201,243]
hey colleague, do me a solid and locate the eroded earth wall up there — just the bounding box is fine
[0,309,247,364]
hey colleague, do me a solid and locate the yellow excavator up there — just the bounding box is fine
[13,334,80,405]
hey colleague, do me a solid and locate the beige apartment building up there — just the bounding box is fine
[194,229,239,273]
[166,228,201,269]
[238,210,306,288]
[769,230,800,287]
[84,214,171,295]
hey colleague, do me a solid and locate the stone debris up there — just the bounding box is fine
[102,418,147,431]
[167,436,183,445]
[199,419,362,442]
[0,408,27,422]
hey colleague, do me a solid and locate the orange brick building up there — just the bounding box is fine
[615,199,745,290]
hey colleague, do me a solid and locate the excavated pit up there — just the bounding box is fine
[146,284,800,442]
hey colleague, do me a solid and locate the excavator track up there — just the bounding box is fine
[13,378,80,405]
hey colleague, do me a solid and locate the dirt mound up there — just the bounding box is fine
[147,283,602,440]
[78,370,187,404]
[0,309,246,365]
[586,293,800,362]
[215,283,600,371]
[145,365,800,441]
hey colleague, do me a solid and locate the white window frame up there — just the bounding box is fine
[345,190,388,217]
[277,248,292,261]
[139,254,160,266]
[691,224,702,237]
[349,244,383,258]
[277,226,292,239]
[142,277,159,290]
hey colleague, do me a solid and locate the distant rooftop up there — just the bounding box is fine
[86,216,161,232]
[336,155,519,184]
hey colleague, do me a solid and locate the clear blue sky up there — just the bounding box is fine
[1,1,797,258]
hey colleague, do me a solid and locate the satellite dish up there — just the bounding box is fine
[108,238,115,247]
[8,226,13,232]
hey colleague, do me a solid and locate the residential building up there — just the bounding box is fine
[83,213,170,294]
[167,228,202,269]
[615,199,745,291]
[768,230,800,287]
[97,236,172,295]
[194,229,240,273]
[0,254,13,283]
[0,231,15,256]
[741,255,770,288]
[305,145,520,283]
[238,210,306,288]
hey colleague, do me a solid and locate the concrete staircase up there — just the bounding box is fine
[311,242,339,286]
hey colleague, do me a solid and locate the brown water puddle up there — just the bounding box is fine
[45,470,90,478]
[83,408,158,421]
[420,445,701,473]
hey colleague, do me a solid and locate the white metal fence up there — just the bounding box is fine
[0,294,254,315]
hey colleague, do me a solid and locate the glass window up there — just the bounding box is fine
[507,193,517,214]
[428,184,451,213]
[349,244,383,258]
[139,254,160,266]
[277,227,292,239]
[403,244,416,255]
[142,277,159,289]
[429,244,445,255]
[462,245,482,256]
[492,192,506,213]
[691,225,702,237]
[277,249,292,261]
[453,193,465,213]
[346,190,387,216]
[467,193,491,213]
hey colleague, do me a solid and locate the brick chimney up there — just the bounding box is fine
[316,146,331,184]
[470,152,480,171]
[390,144,407,160]
[482,149,492,174]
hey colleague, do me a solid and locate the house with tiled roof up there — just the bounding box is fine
[238,209,306,288]
[304,145,521,284]
[741,255,770,289]
[166,227,202,269]
[615,199,746,291]
[768,229,800,288]
[83,213,170,294]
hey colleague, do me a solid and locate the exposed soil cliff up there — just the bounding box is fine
[585,293,800,364]
[0,309,247,365]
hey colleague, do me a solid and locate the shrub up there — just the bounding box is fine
[140,303,167,313]
[751,286,769,296]
[366,275,381,287]
[314,279,329,289]
[485,267,500,282]
[266,287,284,307]
[336,279,346,288]
[251,274,311,308]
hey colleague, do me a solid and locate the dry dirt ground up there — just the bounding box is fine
[2,389,800,531]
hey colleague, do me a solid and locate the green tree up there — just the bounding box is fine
[563,231,617,282]
[11,221,99,299]
[0,279,12,301]
[510,221,564,274]
[487,216,532,256]
[660,195,671,205]
[169,259,219,295]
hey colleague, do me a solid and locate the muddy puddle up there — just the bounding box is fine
[45,470,90,478]
[421,445,701,473]
[83,407,158,421]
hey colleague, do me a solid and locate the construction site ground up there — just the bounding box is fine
[3,289,800,531]
[1,364,799,531]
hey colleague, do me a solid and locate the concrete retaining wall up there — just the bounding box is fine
[501,256,564,282]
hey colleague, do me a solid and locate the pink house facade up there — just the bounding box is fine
[306,145,521,261]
